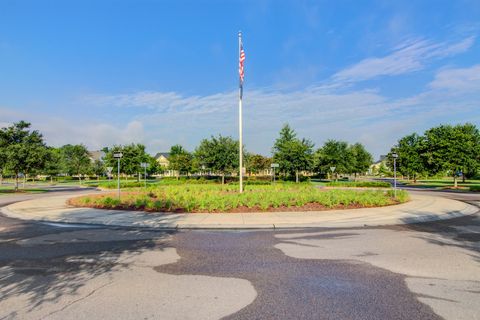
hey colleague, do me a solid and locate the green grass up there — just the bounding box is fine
[0,186,48,194]
[324,181,391,188]
[401,179,480,190]
[70,183,409,213]
[470,185,480,192]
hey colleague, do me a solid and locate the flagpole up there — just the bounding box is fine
[238,31,243,193]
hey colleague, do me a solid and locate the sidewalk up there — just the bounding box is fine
[1,193,478,229]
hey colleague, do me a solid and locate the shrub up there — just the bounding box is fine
[470,186,480,192]
[326,181,391,188]
[73,183,408,213]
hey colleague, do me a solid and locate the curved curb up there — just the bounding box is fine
[1,193,479,229]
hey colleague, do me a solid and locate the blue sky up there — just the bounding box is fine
[1,0,479,159]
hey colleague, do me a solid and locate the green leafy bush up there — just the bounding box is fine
[325,181,391,188]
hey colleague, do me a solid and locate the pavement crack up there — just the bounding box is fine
[39,280,114,319]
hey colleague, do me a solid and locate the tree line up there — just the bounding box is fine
[167,124,373,183]
[387,123,480,186]
[0,121,375,188]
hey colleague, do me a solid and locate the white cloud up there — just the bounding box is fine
[78,66,479,159]
[37,119,146,150]
[429,64,480,92]
[333,36,475,83]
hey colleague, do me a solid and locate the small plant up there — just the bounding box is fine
[73,183,409,213]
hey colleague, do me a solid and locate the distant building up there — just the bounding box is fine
[154,152,170,167]
[88,150,105,163]
[369,155,387,175]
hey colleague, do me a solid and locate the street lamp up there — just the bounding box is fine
[140,162,148,189]
[113,152,123,200]
[392,153,398,198]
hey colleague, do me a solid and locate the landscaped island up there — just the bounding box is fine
[69,183,409,213]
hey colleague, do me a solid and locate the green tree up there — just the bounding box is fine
[348,143,373,180]
[272,124,314,182]
[147,155,163,176]
[0,121,48,190]
[59,144,92,184]
[168,144,193,178]
[195,135,239,184]
[422,123,480,187]
[92,159,105,180]
[389,133,425,182]
[314,140,352,179]
[43,147,63,183]
[245,153,272,175]
[104,144,150,181]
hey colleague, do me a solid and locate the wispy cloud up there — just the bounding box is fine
[429,64,480,92]
[332,36,475,83]
[79,62,480,158]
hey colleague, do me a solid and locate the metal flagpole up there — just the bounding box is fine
[238,31,243,193]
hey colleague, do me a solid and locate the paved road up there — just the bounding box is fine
[0,188,479,319]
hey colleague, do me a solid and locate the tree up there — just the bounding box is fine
[0,133,7,185]
[104,144,150,180]
[0,121,48,190]
[92,159,105,180]
[195,135,239,184]
[245,153,272,175]
[388,133,425,182]
[348,143,373,180]
[59,144,91,184]
[314,140,352,179]
[147,155,163,176]
[421,123,480,187]
[272,124,314,182]
[168,144,193,178]
[43,147,63,183]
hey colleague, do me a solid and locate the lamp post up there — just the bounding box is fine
[392,153,398,198]
[141,162,148,189]
[113,152,123,200]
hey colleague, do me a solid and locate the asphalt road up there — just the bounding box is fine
[0,187,479,319]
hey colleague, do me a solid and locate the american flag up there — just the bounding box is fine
[239,40,245,85]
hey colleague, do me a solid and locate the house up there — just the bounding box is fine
[369,155,387,175]
[88,150,105,163]
[154,152,170,168]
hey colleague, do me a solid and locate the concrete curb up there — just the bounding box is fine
[1,193,479,229]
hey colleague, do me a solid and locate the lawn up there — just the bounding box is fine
[69,183,409,213]
[0,186,49,194]
[401,179,480,192]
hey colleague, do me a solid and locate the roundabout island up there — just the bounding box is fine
[1,184,477,229]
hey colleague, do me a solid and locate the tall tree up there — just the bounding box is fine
[92,159,105,180]
[422,123,480,187]
[104,144,149,181]
[43,147,63,183]
[314,140,352,179]
[389,133,425,182]
[59,144,91,184]
[0,121,48,190]
[245,153,272,175]
[168,144,193,178]
[272,124,314,182]
[195,135,239,184]
[348,143,373,180]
